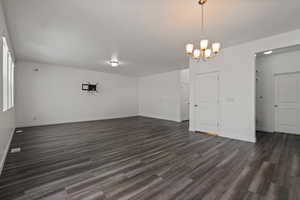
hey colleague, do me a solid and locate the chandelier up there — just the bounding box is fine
[186,0,220,61]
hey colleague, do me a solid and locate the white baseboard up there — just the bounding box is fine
[138,114,181,123]
[16,115,139,128]
[0,129,15,175]
[256,129,274,134]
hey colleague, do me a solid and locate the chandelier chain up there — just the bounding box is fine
[201,5,204,35]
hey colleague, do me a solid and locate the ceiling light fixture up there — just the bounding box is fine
[186,0,220,61]
[109,60,120,67]
[263,51,273,55]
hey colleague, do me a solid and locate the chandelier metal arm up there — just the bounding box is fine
[198,0,208,5]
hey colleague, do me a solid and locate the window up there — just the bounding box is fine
[2,36,14,111]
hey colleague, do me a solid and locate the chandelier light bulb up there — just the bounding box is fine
[186,44,194,54]
[109,60,120,67]
[204,49,212,58]
[193,49,201,59]
[212,42,220,54]
[200,40,208,50]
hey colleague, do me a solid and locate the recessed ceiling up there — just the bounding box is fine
[3,0,300,76]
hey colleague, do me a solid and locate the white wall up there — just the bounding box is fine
[17,65,188,127]
[138,70,181,122]
[190,29,300,143]
[256,50,300,132]
[0,1,15,172]
[15,61,138,127]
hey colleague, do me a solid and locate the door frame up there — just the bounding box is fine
[194,70,221,134]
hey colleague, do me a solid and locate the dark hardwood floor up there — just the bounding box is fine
[0,117,299,200]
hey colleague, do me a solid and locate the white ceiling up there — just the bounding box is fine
[3,0,300,76]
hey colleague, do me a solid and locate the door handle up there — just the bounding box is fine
[274,105,278,108]
[194,105,198,107]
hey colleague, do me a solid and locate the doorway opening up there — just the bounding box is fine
[180,69,190,122]
[255,45,300,136]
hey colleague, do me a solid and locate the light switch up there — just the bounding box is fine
[226,98,235,102]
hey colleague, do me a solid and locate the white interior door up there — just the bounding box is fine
[274,73,300,135]
[195,71,220,134]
